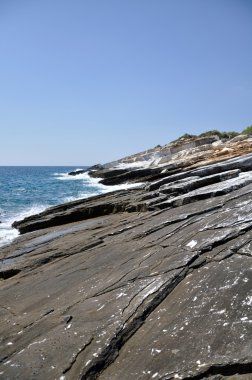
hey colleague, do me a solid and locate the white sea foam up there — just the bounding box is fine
[0,170,143,248]
[55,172,95,181]
[62,179,143,203]
[70,168,84,172]
[0,222,19,247]
[57,171,143,192]
[53,168,85,177]
[0,205,48,248]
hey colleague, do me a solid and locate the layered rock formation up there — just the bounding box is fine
[0,134,252,380]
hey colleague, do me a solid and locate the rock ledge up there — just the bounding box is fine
[0,134,252,380]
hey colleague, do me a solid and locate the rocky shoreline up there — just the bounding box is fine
[0,134,252,379]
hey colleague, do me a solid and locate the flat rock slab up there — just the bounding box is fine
[0,165,252,379]
[99,256,252,380]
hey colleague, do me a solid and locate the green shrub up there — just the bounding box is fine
[199,130,239,139]
[176,129,240,143]
[199,130,222,137]
[242,125,252,135]
[220,131,239,139]
[177,133,197,140]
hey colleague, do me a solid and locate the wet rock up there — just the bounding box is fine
[68,169,87,176]
[88,167,132,179]
[68,164,103,176]
[98,167,166,186]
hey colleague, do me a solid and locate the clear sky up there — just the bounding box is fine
[0,0,251,165]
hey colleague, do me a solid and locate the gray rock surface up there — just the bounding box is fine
[0,138,252,379]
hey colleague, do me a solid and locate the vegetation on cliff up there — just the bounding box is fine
[178,130,239,141]
[178,126,252,141]
[242,125,252,135]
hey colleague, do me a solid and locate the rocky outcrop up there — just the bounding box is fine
[68,169,87,176]
[84,134,252,186]
[68,164,103,176]
[12,189,146,234]
[0,134,252,380]
[12,151,252,234]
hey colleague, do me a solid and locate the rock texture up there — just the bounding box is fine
[0,134,252,380]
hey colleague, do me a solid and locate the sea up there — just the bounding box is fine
[0,166,136,248]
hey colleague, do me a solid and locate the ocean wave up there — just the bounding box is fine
[0,171,143,248]
[55,172,94,181]
[55,171,143,190]
[0,223,19,247]
[0,205,48,248]
[53,168,85,176]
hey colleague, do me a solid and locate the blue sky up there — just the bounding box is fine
[0,0,251,165]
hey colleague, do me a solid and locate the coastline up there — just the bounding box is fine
[1,134,252,379]
[0,168,142,248]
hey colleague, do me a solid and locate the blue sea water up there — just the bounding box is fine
[0,166,110,247]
